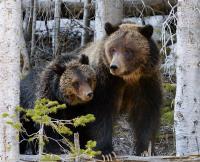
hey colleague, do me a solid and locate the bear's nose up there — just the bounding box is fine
[110,65,118,70]
[87,92,93,98]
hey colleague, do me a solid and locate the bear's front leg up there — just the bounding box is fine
[85,111,116,160]
[128,77,162,156]
[131,111,158,156]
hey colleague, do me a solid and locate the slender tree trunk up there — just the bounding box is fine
[23,0,33,42]
[95,0,123,40]
[81,0,91,46]
[20,29,30,76]
[175,0,200,156]
[30,0,37,65]
[0,0,21,161]
[53,0,61,56]
[74,133,80,162]
[21,1,31,76]
[38,124,44,160]
[21,2,30,76]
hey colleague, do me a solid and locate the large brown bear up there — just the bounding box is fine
[73,22,162,158]
[20,53,97,154]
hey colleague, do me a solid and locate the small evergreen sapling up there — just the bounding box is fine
[3,98,99,161]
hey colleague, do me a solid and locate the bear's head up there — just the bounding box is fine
[54,54,96,105]
[104,22,159,82]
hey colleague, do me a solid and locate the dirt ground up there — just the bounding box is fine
[113,114,175,156]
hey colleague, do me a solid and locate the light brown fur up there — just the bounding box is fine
[81,23,161,113]
[69,22,162,156]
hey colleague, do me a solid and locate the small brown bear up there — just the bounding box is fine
[72,22,162,158]
[20,53,96,154]
[38,54,96,106]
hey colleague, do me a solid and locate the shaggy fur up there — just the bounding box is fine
[20,53,96,154]
[73,22,162,156]
[20,22,162,157]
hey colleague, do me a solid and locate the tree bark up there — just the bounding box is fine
[21,1,31,76]
[74,133,80,162]
[53,0,61,57]
[175,0,200,156]
[0,0,21,161]
[20,29,30,76]
[81,0,91,46]
[30,0,37,65]
[38,124,44,160]
[95,0,123,40]
[23,0,33,42]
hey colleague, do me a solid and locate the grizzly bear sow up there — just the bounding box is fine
[74,22,162,157]
[20,54,96,154]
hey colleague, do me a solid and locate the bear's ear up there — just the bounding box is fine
[52,63,66,75]
[79,54,89,65]
[104,22,119,35]
[138,25,153,38]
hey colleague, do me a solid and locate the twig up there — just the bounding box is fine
[74,133,81,162]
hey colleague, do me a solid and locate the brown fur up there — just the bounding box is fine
[74,22,162,156]
[84,23,161,112]
[37,55,96,106]
[20,54,97,154]
[59,60,96,105]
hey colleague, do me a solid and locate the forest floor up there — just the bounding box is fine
[113,114,175,156]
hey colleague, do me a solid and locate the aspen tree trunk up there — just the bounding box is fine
[53,0,61,56]
[23,0,33,42]
[81,0,91,46]
[30,0,37,64]
[175,0,200,156]
[21,0,31,75]
[0,0,21,161]
[95,0,123,40]
[38,124,44,160]
[20,29,30,76]
[20,13,30,76]
[74,133,80,162]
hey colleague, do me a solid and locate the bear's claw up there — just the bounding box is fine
[141,150,149,157]
[111,151,117,158]
[97,151,117,161]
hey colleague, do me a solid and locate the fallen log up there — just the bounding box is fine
[22,0,177,18]
[19,155,200,162]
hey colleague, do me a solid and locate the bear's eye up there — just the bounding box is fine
[87,78,92,85]
[72,81,79,89]
[110,48,116,55]
[125,48,134,57]
[125,48,133,53]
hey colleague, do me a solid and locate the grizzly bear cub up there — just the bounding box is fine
[20,53,96,154]
[71,22,162,158]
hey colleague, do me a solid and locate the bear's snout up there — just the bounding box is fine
[81,91,93,101]
[110,64,118,70]
[78,87,94,102]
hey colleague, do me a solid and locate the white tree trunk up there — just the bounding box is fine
[53,0,61,56]
[81,0,91,46]
[175,0,200,156]
[20,29,30,76]
[20,7,30,76]
[30,0,37,61]
[23,0,32,41]
[0,0,21,161]
[95,0,123,40]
